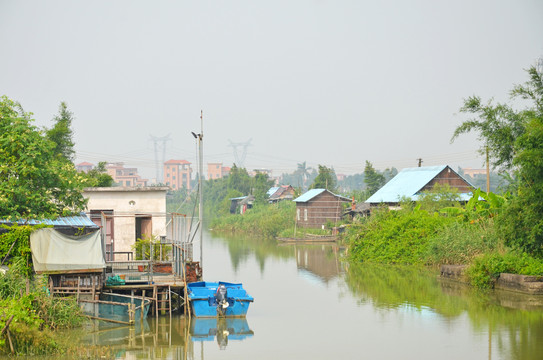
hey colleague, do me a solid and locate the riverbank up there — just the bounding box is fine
[343,204,543,290]
[210,193,543,291]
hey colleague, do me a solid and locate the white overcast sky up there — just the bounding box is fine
[1,0,542,180]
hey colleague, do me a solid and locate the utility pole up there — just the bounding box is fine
[486,146,490,192]
[199,111,204,277]
[417,158,423,167]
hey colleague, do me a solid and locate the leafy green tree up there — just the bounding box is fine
[364,161,385,196]
[309,165,337,192]
[46,102,75,162]
[452,63,543,256]
[294,161,312,190]
[252,172,274,204]
[498,65,543,255]
[451,97,525,171]
[227,164,252,195]
[83,161,114,187]
[0,96,87,220]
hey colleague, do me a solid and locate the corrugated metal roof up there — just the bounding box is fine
[0,213,98,228]
[293,189,327,202]
[267,187,280,197]
[365,165,472,204]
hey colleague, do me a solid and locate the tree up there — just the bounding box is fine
[497,64,543,255]
[83,161,114,187]
[364,161,385,196]
[46,102,75,162]
[294,161,312,190]
[227,164,252,195]
[0,96,87,220]
[452,62,543,256]
[309,165,337,192]
[451,97,525,171]
[252,172,274,204]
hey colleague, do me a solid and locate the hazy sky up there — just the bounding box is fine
[1,1,542,180]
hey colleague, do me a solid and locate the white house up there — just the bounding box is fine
[83,186,169,260]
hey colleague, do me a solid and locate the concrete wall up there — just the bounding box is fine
[83,187,168,254]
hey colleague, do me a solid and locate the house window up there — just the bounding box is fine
[304,209,308,221]
[297,209,300,221]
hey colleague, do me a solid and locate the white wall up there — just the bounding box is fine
[83,187,168,254]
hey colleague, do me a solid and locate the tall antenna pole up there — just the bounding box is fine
[199,110,204,277]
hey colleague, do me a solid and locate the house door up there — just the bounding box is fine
[136,216,152,242]
[90,210,114,261]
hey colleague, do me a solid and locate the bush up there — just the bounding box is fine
[346,207,455,265]
[466,251,543,289]
[211,201,295,238]
[0,260,85,355]
[425,219,501,265]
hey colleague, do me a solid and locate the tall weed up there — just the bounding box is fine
[425,219,501,265]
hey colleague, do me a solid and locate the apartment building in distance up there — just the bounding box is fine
[105,162,148,187]
[164,159,192,190]
[207,162,231,180]
[75,162,94,173]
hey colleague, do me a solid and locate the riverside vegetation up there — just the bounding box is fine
[211,64,543,290]
[0,98,114,355]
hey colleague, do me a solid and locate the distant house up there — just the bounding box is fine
[106,162,148,187]
[293,189,351,228]
[230,195,255,214]
[207,162,231,180]
[267,185,296,203]
[76,162,94,173]
[365,165,474,207]
[83,186,169,260]
[164,159,192,190]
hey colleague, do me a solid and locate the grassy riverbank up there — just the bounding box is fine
[210,201,296,238]
[344,202,543,289]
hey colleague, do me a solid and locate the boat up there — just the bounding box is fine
[187,281,254,317]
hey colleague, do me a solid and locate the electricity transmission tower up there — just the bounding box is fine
[228,138,252,168]
[150,134,171,183]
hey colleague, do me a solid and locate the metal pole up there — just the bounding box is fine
[199,110,204,278]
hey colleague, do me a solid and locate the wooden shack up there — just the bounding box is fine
[293,189,351,229]
[267,185,296,203]
[365,165,474,207]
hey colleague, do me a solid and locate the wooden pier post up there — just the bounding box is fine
[141,290,146,323]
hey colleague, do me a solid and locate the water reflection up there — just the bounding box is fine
[344,263,543,360]
[191,318,254,349]
[72,233,543,359]
[212,233,543,360]
[80,315,254,358]
[295,245,344,284]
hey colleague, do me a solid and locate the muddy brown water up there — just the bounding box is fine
[77,232,543,359]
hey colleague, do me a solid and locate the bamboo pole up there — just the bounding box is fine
[84,315,131,325]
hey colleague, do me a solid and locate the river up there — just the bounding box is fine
[80,232,543,359]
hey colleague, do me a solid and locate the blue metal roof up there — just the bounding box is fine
[365,165,472,204]
[293,189,327,202]
[267,187,280,197]
[0,213,98,228]
[293,188,351,203]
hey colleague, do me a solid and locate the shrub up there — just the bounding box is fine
[425,219,501,265]
[346,207,455,265]
[466,251,543,288]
